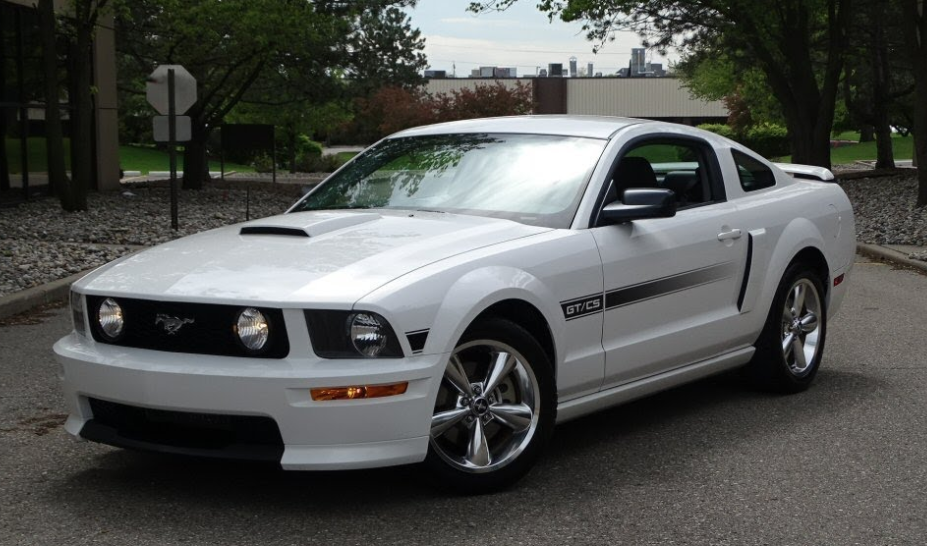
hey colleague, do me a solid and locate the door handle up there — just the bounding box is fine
[718,228,743,241]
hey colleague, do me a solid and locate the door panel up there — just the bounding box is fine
[593,202,749,389]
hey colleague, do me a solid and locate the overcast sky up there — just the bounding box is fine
[404,1,678,77]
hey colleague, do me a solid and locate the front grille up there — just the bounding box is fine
[84,398,283,461]
[86,296,289,358]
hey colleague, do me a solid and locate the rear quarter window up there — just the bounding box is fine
[732,150,776,192]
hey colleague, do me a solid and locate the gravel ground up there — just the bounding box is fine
[0,187,295,297]
[0,171,924,298]
[839,172,927,259]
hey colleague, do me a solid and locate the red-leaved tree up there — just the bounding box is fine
[352,82,535,142]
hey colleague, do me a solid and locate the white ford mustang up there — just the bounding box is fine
[55,116,855,492]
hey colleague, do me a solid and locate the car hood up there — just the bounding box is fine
[75,210,551,307]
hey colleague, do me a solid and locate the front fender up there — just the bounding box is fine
[426,266,565,361]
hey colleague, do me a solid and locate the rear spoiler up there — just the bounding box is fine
[773,163,835,182]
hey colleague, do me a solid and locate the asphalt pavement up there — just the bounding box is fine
[1,255,926,545]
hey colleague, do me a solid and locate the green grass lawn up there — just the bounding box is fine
[4,139,254,175]
[778,132,914,164]
[4,137,71,173]
[830,133,914,165]
[335,151,359,162]
[120,145,254,174]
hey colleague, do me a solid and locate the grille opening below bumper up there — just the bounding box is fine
[81,398,284,463]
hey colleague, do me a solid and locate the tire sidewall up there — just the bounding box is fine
[754,263,828,391]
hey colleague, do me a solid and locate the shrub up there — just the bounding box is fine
[350,82,536,142]
[744,124,790,158]
[698,123,790,159]
[697,123,737,140]
[251,153,275,173]
[296,135,323,158]
[294,152,347,173]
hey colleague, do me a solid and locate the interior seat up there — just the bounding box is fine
[661,171,699,206]
[606,156,660,203]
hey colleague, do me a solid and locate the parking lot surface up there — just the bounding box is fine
[1,256,925,545]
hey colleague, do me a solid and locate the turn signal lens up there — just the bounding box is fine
[310,382,408,401]
[833,274,845,287]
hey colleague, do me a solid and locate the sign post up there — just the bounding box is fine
[168,68,178,230]
[147,65,197,230]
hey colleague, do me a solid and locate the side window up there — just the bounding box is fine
[732,150,776,192]
[606,140,719,208]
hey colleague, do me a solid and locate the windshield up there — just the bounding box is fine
[289,133,607,228]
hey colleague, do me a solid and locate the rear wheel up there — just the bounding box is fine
[425,318,555,493]
[746,262,827,393]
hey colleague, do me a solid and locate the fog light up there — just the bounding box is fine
[236,307,269,352]
[97,298,124,340]
[310,382,408,401]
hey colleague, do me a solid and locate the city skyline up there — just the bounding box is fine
[405,1,678,77]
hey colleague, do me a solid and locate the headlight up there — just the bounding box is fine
[96,298,125,340]
[70,290,86,337]
[236,307,269,352]
[304,310,404,359]
[348,313,391,357]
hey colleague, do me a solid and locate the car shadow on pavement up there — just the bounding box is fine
[48,367,881,515]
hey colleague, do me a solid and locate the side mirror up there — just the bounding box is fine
[598,188,676,225]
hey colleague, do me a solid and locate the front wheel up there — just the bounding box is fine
[746,262,827,393]
[425,318,555,493]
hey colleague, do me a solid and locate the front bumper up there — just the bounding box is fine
[54,332,447,470]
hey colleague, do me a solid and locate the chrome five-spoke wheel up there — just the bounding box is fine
[430,339,541,473]
[425,318,554,492]
[781,278,822,376]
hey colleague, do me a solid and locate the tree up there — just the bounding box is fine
[118,0,352,189]
[118,0,421,189]
[471,0,851,168]
[61,0,112,210]
[353,82,535,142]
[37,0,71,208]
[348,6,427,96]
[842,0,913,169]
[901,0,927,206]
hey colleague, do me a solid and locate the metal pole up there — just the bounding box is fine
[168,68,178,230]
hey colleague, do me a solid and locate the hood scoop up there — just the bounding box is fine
[240,226,310,237]
[239,212,383,238]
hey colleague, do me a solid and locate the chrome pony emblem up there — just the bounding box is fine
[155,314,194,335]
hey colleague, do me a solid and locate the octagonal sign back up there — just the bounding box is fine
[147,65,197,115]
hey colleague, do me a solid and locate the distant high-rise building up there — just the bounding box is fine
[587,63,594,78]
[650,63,666,77]
[631,48,649,77]
[494,67,517,78]
[548,63,563,77]
[479,66,495,77]
[569,56,578,77]
[424,70,447,79]
[470,68,481,78]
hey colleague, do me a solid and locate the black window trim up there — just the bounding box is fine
[587,134,727,228]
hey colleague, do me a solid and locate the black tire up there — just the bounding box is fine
[745,261,828,393]
[424,317,556,494]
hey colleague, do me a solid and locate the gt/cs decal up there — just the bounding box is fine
[561,294,604,321]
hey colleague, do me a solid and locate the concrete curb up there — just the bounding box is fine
[0,270,91,320]
[857,243,927,274]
